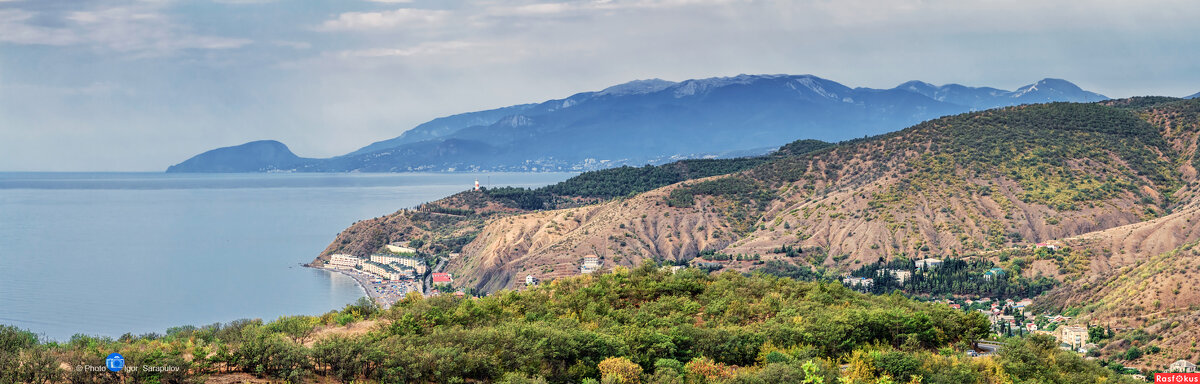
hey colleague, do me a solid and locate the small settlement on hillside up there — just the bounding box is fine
[325,242,431,307]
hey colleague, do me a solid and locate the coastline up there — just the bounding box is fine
[317,265,422,308]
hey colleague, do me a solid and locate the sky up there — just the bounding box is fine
[1,0,1198,171]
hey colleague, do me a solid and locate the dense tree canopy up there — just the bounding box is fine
[0,265,1141,383]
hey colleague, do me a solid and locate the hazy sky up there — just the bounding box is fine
[2,0,1198,171]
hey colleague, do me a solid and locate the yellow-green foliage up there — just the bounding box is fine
[871,103,1179,215]
[0,266,1142,384]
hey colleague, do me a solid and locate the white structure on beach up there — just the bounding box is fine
[361,261,406,281]
[329,254,361,269]
[370,253,426,274]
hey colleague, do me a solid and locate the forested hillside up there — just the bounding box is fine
[1,267,1140,383]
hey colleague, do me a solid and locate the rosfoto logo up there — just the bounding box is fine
[105,353,124,372]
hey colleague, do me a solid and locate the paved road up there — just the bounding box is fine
[423,257,448,292]
[975,341,1004,357]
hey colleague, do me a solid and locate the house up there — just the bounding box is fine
[432,273,453,284]
[842,277,874,289]
[1054,326,1088,349]
[1035,243,1059,251]
[525,275,539,286]
[580,255,602,274]
[876,269,912,284]
[1169,360,1198,373]
[661,265,684,274]
[1027,323,1039,332]
[385,243,417,254]
[949,304,961,310]
[328,254,361,269]
[982,267,1006,281]
[914,258,943,270]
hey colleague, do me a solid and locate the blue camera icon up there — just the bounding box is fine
[105,353,124,372]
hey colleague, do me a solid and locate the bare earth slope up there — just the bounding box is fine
[439,100,1200,291]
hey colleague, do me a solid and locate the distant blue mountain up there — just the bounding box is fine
[1187,91,1199,99]
[167,140,307,173]
[168,75,1110,173]
[893,78,1106,110]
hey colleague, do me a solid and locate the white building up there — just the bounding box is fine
[371,253,426,274]
[1170,360,1197,373]
[1054,326,1088,349]
[842,277,874,289]
[525,275,539,286]
[328,254,361,269]
[580,255,602,274]
[877,269,912,284]
[914,258,943,270]
[361,261,403,280]
[385,243,417,254]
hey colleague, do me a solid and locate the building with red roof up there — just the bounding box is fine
[432,273,453,283]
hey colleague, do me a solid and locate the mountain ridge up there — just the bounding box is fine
[168,75,1108,173]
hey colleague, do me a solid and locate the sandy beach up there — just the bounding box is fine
[325,267,422,308]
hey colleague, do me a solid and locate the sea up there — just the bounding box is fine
[0,172,573,342]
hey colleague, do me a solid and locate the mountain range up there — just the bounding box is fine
[167,75,1107,173]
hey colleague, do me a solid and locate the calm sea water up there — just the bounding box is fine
[0,172,572,341]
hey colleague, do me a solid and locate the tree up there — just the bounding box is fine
[598,357,643,384]
[313,335,372,383]
[1088,326,1106,344]
[1124,347,1142,361]
[267,315,319,343]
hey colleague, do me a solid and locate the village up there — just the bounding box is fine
[323,242,460,308]
[836,252,1198,378]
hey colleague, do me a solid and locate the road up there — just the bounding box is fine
[975,340,1004,357]
[423,256,449,293]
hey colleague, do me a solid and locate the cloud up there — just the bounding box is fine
[318,8,449,31]
[273,40,312,49]
[0,9,81,45]
[329,40,477,58]
[0,5,250,55]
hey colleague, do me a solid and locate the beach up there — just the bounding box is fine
[324,267,423,308]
